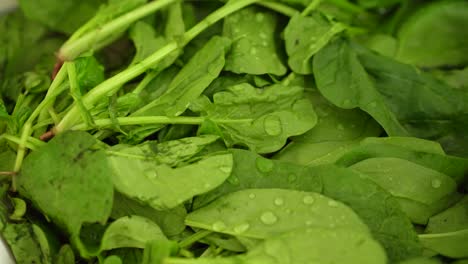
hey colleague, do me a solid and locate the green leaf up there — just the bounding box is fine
[396,0,468,67]
[190,83,317,153]
[419,196,468,258]
[55,245,75,264]
[313,38,408,136]
[111,192,186,237]
[108,147,233,210]
[350,157,457,205]
[242,228,387,264]
[136,36,231,117]
[194,150,421,261]
[100,216,167,251]
[357,48,468,157]
[74,55,105,92]
[223,7,287,75]
[284,13,345,74]
[17,131,114,236]
[141,239,179,264]
[187,189,371,239]
[129,21,168,65]
[1,223,47,264]
[19,0,106,34]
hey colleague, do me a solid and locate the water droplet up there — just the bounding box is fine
[305,220,313,226]
[212,221,227,232]
[249,193,256,199]
[144,170,158,180]
[250,48,257,55]
[288,174,297,183]
[204,183,212,189]
[255,13,264,22]
[285,209,292,214]
[329,223,336,228]
[274,198,284,206]
[227,176,240,186]
[219,166,232,174]
[337,124,344,130]
[233,223,250,234]
[233,28,240,33]
[368,101,377,108]
[259,33,267,39]
[262,41,268,47]
[328,200,339,207]
[342,99,352,107]
[263,115,282,136]
[303,195,315,205]
[256,157,274,173]
[260,211,278,225]
[431,179,442,188]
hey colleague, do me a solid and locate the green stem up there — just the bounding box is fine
[70,116,253,131]
[55,0,259,133]
[301,0,323,16]
[59,0,178,60]
[0,134,41,151]
[132,71,160,95]
[178,230,212,248]
[258,1,299,17]
[13,66,68,174]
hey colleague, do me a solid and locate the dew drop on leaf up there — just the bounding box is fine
[274,197,284,206]
[336,124,344,130]
[212,221,227,232]
[263,115,282,136]
[219,166,232,174]
[144,169,158,180]
[255,13,264,22]
[233,223,250,234]
[260,211,278,225]
[303,195,315,205]
[431,179,442,188]
[328,200,339,207]
[256,157,274,173]
[248,193,256,199]
[288,174,297,183]
[227,176,240,186]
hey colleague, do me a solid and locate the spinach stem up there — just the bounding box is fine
[13,66,68,174]
[301,0,323,16]
[0,134,41,151]
[70,116,254,130]
[59,0,178,61]
[178,230,213,248]
[258,1,299,17]
[55,0,260,133]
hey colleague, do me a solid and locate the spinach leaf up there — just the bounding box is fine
[284,12,345,74]
[194,150,421,261]
[396,0,468,67]
[241,228,387,264]
[419,196,468,258]
[313,38,408,136]
[190,83,317,153]
[187,189,371,239]
[100,216,167,251]
[17,131,114,236]
[350,157,457,205]
[111,192,186,238]
[135,36,231,117]
[108,138,233,210]
[223,7,287,75]
[357,48,468,157]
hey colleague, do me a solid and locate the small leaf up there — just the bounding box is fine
[17,131,114,236]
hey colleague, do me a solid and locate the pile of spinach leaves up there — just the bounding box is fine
[1,0,468,263]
